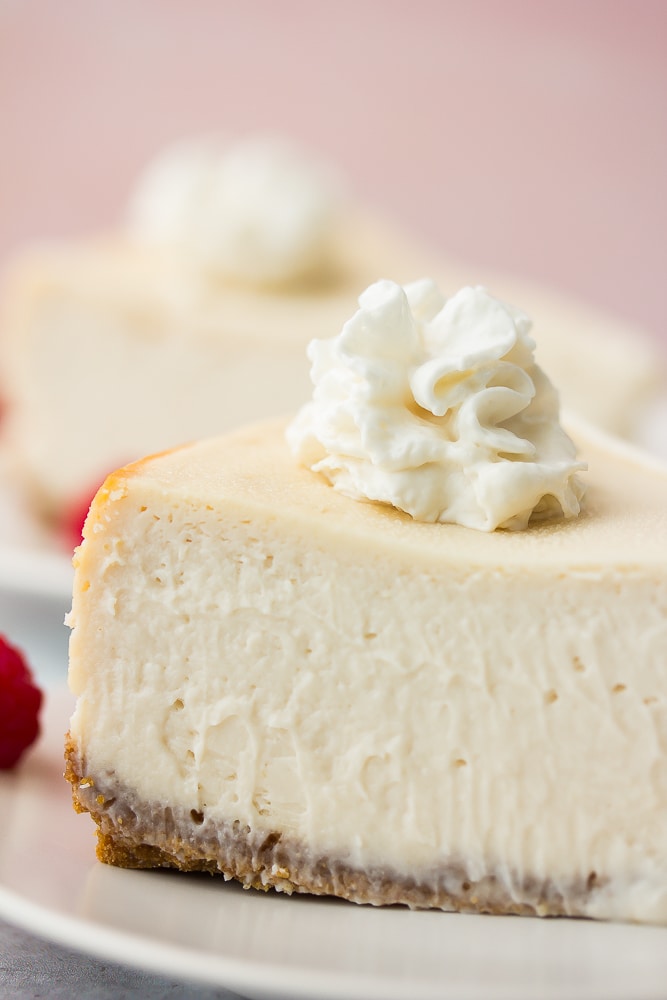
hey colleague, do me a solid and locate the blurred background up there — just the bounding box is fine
[0,5,666,987]
[1,0,666,353]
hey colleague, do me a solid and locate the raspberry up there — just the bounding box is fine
[0,634,43,769]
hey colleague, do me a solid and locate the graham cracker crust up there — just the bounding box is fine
[64,732,601,916]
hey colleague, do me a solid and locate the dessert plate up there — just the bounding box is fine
[1,687,667,1000]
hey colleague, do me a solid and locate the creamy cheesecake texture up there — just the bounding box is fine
[67,418,667,923]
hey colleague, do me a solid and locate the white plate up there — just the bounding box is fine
[1,689,667,1000]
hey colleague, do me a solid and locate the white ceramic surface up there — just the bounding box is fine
[1,648,666,999]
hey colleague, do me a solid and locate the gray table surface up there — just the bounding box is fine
[0,917,241,1000]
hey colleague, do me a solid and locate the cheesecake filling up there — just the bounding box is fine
[287,279,586,530]
[64,739,623,918]
[66,737,667,923]
[67,489,667,924]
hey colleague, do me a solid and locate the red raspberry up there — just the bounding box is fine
[0,634,43,769]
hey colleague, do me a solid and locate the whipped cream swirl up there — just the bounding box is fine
[127,134,341,285]
[287,279,586,531]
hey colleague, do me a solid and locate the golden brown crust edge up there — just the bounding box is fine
[64,732,600,916]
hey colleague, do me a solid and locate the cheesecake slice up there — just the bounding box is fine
[66,416,667,923]
[1,134,665,524]
[3,230,665,526]
[0,211,435,521]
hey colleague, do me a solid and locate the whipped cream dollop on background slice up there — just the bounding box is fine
[287,279,586,531]
[127,134,342,285]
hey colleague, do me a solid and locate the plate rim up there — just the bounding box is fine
[0,880,411,1000]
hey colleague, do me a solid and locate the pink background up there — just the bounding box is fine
[1,0,666,354]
